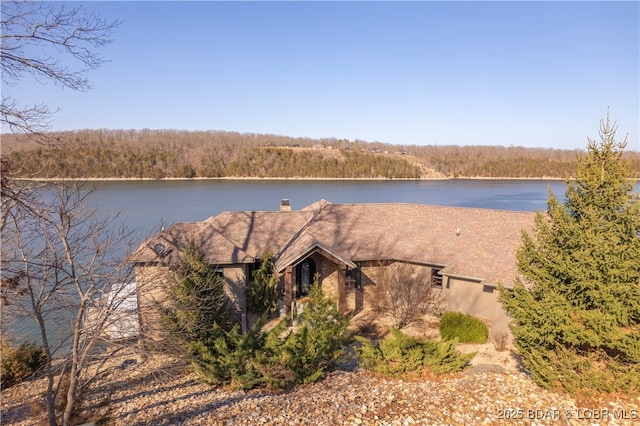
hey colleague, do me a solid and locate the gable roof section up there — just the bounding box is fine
[271,202,533,287]
[133,200,535,288]
[301,202,534,287]
[130,221,254,265]
[130,222,205,263]
[204,209,316,259]
[275,230,357,272]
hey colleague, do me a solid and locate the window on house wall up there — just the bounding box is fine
[346,267,361,289]
[431,268,443,289]
[247,259,261,283]
[214,268,224,280]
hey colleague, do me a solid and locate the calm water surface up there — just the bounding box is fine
[91,179,572,238]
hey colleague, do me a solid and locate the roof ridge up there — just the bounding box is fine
[300,198,332,211]
[275,200,331,261]
[324,201,536,214]
[202,221,254,260]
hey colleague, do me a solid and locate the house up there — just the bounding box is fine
[131,199,535,342]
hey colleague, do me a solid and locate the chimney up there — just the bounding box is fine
[280,199,291,212]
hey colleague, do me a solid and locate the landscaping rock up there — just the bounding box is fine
[2,347,638,425]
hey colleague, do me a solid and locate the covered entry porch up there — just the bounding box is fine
[276,243,358,316]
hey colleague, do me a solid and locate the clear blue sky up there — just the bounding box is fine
[4,1,639,150]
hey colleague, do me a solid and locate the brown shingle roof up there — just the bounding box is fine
[295,202,534,286]
[133,200,535,287]
[275,230,357,272]
[129,221,254,265]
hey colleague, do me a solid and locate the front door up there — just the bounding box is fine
[296,258,316,297]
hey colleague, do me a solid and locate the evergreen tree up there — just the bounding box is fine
[160,241,230,354]
[276,280,353,384]
[246,250,279,317]
[172,278,352,389]
[500,115,640,395]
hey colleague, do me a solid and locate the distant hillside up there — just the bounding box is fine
[3,129,639,179]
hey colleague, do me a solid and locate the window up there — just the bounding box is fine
[346,267,361,289]
[214,268,224,280]
[247,259,261,283]
[431,268,443,289]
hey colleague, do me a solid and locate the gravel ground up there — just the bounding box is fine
[2,344,638,426]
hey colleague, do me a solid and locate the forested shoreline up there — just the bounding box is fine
[3,129,640,179]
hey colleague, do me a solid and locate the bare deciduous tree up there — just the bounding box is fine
[1,1,120,136]
[1,182,138,426]
[370,262,441,329]
[1,1,120,231]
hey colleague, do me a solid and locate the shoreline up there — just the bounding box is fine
[14,176,571,182]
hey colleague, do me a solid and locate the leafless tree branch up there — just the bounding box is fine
[370,262,441,329]
[1,182,138,426]
[1,1,120,136]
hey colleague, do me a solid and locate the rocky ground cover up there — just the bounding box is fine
[2,316,638,425]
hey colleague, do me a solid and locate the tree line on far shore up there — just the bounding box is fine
[3,128,640,179]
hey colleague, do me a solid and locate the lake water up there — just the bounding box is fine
[91,179,573,238]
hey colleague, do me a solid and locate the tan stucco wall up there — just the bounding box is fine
[448,277,496,321]
[135,264,171,342]
[446,276,513,344]
[222,265,247,322]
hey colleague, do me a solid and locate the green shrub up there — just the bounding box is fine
[160,241,230,355]
[355,328,474,378]
[1,339,46,389]
[185,281,353,390]
[439,312,488,343]
[274,282,353,385]
[246,250,280,317]
[188,319,284,390]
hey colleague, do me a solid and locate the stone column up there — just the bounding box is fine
[284,266,293,316]
[338,266,347,314]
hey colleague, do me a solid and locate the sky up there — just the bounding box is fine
[3,1,639,150]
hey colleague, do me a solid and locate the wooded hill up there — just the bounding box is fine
[3,129,640,179]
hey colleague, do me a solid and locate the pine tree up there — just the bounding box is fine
[160,241,230,354]
[277,280,353,384]
[246,250,279,317]
[500,115,640,395]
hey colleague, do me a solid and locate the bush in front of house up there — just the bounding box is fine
[181,281,353,390]
[355,328,474,378]
[160,241,231,356]
[439,312,488,344]
[370,262,440,329]
[186,318,294,390]
[272,281,353,385]
[246,250,280,318]
[1,338,46,389]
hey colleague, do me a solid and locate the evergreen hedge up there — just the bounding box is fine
[166,280,353,390]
